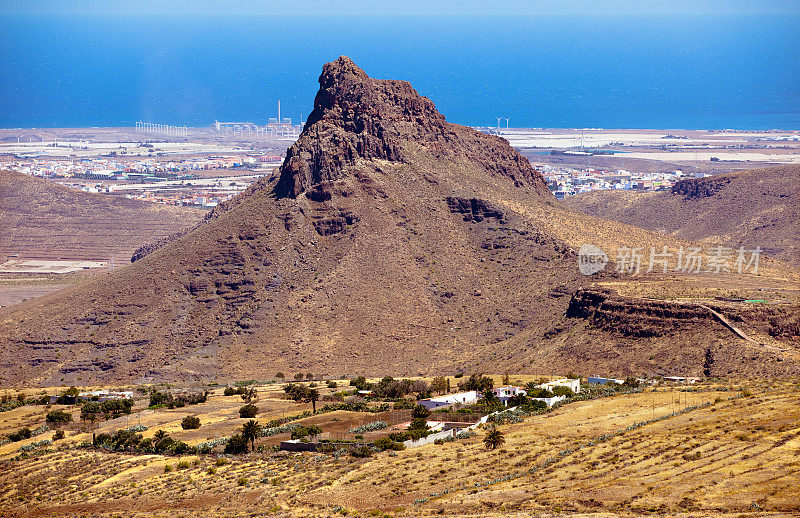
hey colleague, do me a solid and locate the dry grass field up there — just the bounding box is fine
[0,378,797,517]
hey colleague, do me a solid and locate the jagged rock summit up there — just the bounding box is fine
[275,56,549,198]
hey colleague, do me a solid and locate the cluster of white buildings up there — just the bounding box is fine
[418,378,581,411]
[541,165,708,199]
[2,154,280,181]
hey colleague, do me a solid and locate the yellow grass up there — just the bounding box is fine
[0,379,797,517]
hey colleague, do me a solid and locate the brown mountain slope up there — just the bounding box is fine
[564,166,800,266]
[0,170,203,264]
[0,57,797,385]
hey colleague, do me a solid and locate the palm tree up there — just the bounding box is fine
[508,393,529,407]
[483,427,505,450]
[482,389,500,408]
[153,429,167,442]
[241,420,261,452]
[307,388,319,413]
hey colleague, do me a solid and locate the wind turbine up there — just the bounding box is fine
[496,117,502,129]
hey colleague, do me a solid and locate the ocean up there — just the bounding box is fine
[0,14,798,130]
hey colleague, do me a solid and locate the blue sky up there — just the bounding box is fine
[2,0,799,15]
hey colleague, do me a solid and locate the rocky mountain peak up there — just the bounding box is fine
[275,56,549,198]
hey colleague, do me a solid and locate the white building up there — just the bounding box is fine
[492,386,528,405]
[537,378,581,394]
[78,389,134,401]
[418,390,479,410]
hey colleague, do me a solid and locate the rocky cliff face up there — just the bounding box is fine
[275,56,549,198]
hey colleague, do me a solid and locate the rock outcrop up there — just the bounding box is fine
[275,56,549,198]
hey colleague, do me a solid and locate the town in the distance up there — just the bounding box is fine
[4,117,799,208]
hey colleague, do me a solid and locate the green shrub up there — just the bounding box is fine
[412,405,431,418]
[154,435,174,453]
[350,445,373,458]
[164,464,173,472]
[8,427,33,442]
[237,477,248,486]
[392,399,415,410]
[458,374,493,392]
[239,404,258,418]
[521,399,548,412]
[290,424,322,440]
[53,429,65,441]
[214,457,229,466]
[373,436,405,451]
[80,401,101,422]
[225,434,248,454]
[181,415,201,430]
[149,390,173,408]
[45,410,72,424]
[100,399,133,417]
[93,432,112,446]
[349,376,370,391]
[177,460,190,469]
[291,426,310,439]
[551,386,575,397]
[172,441,192,454]
[409,417,428,430]
[55,387,79,405]
[207,466,217,474]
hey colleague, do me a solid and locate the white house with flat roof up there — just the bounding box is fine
[537,378,581,394]
[492,385,528,405]
[418,390,479,410]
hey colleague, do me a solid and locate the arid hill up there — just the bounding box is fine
[564,166,800,266]
[0,170,203,264]
[0,57,797,386]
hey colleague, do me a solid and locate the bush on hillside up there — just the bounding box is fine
[45,410,72,424]
[239,404,259,418]
[181,415,201,430]
[8,427,32,442]
[224,434,248,454]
